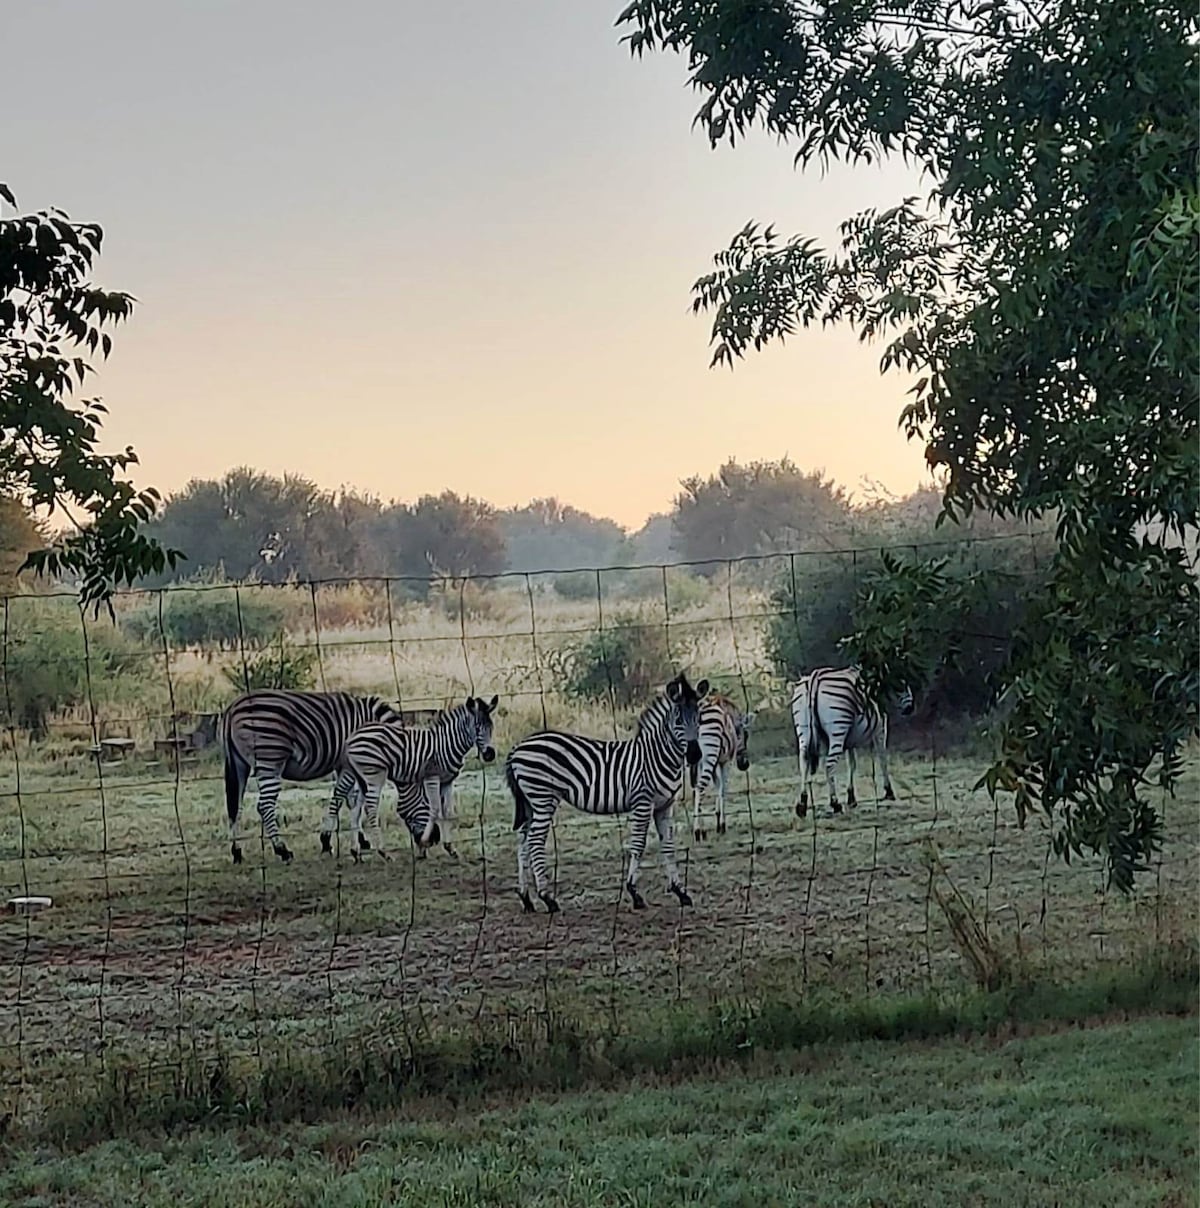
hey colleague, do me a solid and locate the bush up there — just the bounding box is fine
[122,588,291,652]
[1,604,152,738]
[558,611,678,709]
[222,641,318,693]
[766,537,1051,722]
[552,571,598,601]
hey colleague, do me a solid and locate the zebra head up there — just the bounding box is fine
[465,694,499,762]
[734,709,755,772]
[665,672,709,782]
[897,685,915,716]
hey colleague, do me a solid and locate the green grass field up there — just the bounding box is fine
[2,1015,1195,1207]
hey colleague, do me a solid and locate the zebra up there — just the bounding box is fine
[505,672,709,913]
[690,694,755,841]
[326,695,499,860]
[221,689,408,865]
[790,667,914,817]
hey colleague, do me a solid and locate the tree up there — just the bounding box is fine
[671,457,851,571]
[500,497,626,573]
[1,185,179,609]
[392,491,507,581]
[0,496,47,595]
[619,2,1199,889]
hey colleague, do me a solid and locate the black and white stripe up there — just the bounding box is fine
[690,694,754,841]
[505,673,709,913]
[221,689,400,864]
[791,667,914,816]
[327,696,499,860]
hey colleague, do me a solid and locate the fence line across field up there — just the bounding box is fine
[0,531,1191,1122]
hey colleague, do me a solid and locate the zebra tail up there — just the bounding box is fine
[506,758,532,832]
[224,745,249,825]
[803,675,822,778]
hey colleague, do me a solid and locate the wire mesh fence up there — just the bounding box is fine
[0,532,1195,1121]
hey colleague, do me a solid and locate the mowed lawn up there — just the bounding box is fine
[3,1015,1195,1208]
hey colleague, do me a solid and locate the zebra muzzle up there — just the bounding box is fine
[735,753,751,772]
[480,746,496,763]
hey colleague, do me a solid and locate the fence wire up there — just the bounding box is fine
[0,533,1195,1123]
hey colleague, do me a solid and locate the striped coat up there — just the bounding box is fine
[221,690,400,865]
[791,667,913,816]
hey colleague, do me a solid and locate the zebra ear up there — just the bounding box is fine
[696,678,710,698]
[665,678,682,701]
[487,694,499,711]
[743,711,756,728]
[465,696,476,712]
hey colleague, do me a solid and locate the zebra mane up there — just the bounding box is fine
[633,693,674,738]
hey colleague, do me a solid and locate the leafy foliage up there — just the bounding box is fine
[0,604,148,738]
[558,611,678,709]
[221,640,317,693]
[0,185,180,610]
[121,587,293,652]
[619,0,1200,887]
[672,458,851,574]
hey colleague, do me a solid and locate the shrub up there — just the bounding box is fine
[559,611,678,709]
[123,588,291,652]
[0,603,151,738]
[222,641,318,693]
[552,571,598,602]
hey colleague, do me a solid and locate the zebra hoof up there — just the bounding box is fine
[847,790,857,808]
[275,845,293,864]
[627,884,646,911]
[669,883,693,907]
[519,891,536,914]
[231,845,243,866]
[830,801,843,816]
[540,894,560,914]
[693,829,706,843]
[444,844,460,860]
[319,833,332,855]
[351,849,362,865]
[795,801,808,819]
[359,834,372,851]
[716,820,726,835]
[416,847,428,861]
[883,786,896,802]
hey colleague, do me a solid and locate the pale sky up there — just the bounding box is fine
[6,0,931,529]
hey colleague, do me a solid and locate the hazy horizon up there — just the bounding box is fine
[7,1,933,529]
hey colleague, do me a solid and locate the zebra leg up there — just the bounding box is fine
[715,763,728,835]
[321,769,357,854]
[654,803,692,907]
[516,822,534,912]
[824,740,845,815]
[625,801,653,910]
[524,802,559,913]
[352,774,389,862]
[691,774,707,843]
[439,779,459,859]
[254,771,294,863]
[877,719,896,801]
[846,748,858,809]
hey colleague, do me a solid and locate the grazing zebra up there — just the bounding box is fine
[221,689,401,865]
[690,694,755,841]
[327,695,499,860]
[505,672,709,913]
[791,667,914,817]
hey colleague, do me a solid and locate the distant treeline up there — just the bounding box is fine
[121,457,1038,591]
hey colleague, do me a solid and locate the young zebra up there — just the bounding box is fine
[791,667,914,817]
[327,695,499,860]
[690,694,755,841]
[221,689,402,865]
[505,673,709,914]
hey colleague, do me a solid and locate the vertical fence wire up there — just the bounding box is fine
[0,532,1190,1122]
